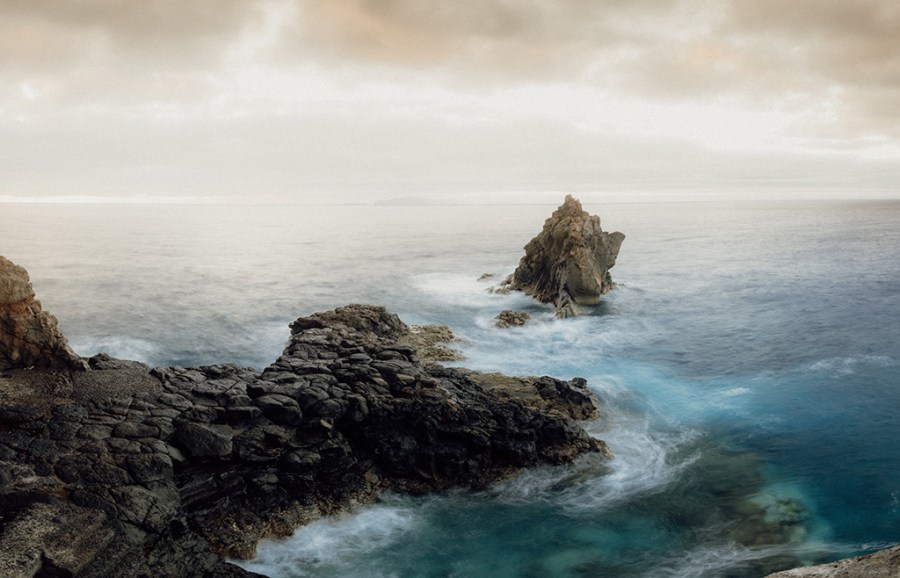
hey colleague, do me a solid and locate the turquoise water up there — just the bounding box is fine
[2,199,898,576]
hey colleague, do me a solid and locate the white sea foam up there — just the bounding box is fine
[642,542,797,578]
[808,355,896,375]
[233,503,418,578]
[492,408,700,513]
[722,387,751,397]
[68,336,160,365]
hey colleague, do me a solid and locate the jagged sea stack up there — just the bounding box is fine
[506,195,625,318]
[0,256,86,371]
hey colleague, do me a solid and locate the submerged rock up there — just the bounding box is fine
[0,298,606,577]
[503,195,624,318]
[0,256,86,371]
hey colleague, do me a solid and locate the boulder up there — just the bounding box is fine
[503,195,624,318]
[0,256,86,371]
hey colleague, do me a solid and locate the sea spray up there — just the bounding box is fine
[234,504,420,578]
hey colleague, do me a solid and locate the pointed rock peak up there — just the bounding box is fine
[0,256,35,304]
[559,194,584,214]
[0,256,87,371]
[503,196,625,318]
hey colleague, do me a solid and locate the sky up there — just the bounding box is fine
[2,0,900,203]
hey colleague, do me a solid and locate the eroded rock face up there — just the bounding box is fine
[0,304,606,577]
[0,256,86,371]
[505,195,624,318]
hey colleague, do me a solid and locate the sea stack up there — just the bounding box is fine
[505,195,625,318]
[0,256,87,371]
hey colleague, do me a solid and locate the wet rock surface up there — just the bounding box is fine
[502,195,624,318]
[0,304,606,577]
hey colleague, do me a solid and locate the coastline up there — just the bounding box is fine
[0,305,606,577]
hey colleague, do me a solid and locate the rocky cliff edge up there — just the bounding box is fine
[0,267,607,577]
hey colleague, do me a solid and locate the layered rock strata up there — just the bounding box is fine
[0,257,86,371]
[0,304,606,577]
[503,195,624,318]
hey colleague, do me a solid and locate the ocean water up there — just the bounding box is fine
[2,199,899,577]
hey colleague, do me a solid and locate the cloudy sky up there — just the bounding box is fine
[2,0,899,203]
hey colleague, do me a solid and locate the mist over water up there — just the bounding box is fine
[3,199,899,576]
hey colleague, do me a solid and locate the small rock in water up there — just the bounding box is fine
[495,310,530,328]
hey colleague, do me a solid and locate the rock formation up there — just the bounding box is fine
[765,545,900,578]
[503,195,624,318]
[0,301,606,577]
[495,310,530,328]
[0,256,86,371]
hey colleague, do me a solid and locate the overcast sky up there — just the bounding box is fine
[2,0,899,203]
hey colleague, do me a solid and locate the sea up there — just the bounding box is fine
[2,198,899,577]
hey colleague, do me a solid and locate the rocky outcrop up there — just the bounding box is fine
[0,256,86,371]
[503,195,624,318]
[495,310,530,328]
[0,304,606,577]
[766,545,900,577]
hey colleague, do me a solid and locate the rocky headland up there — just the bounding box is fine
[0,258,607,577]
[501,195,625,318]
[0,256,86,372]
[3,252,896,578]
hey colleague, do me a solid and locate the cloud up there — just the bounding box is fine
[283,0,900,139]
[282,0,677,79]
[0,0,897,199]
[1,0,257,65]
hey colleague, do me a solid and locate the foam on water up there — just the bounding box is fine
[492,416,701,514]
[68,336,161,366]
[807,355,896,376]
[234,504,419,578]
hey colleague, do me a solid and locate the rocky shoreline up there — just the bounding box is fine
[0,294,607,576]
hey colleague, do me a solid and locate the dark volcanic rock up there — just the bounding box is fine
[0,256,87,371]
[0,302,607,577]
[503,195,624,318]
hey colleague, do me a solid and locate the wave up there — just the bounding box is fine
[808,355,896,376]
[68,336,161,365]
[233,503,419,578]
[491,411,701,514]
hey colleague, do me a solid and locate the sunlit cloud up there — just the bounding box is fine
[0,0,898,201]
